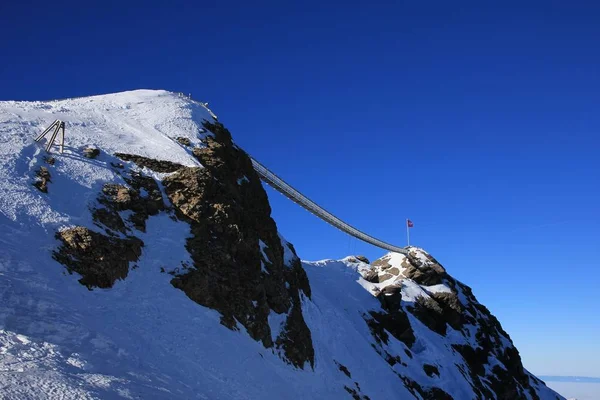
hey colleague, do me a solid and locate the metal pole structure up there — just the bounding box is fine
[59,122,65,154]
[44,122,62,152]
[35,120,59,142]
[406,219,410,247]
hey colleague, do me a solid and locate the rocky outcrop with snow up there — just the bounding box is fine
[350,250,559,399]
[0,90,562,399]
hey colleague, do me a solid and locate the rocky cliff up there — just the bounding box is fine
[0,90,563,399]
[351,251,556,399]
[52,116,314,369]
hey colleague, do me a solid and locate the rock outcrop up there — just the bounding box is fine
[358,249,560,400]
[83,147,100,159]
[91,177,164,235]
[53,226,143,289]
[33,166,51,193]
[114,153,185,173]
[163,121,314,368]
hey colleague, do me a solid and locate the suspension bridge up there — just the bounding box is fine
[250,157,408,255]
[37,95,408,255]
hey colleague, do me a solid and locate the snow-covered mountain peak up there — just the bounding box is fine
[0,90,213,225]
[1,89,211,165]
[0,92,563,399]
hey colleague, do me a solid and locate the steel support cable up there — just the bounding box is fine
[250,157,407,255]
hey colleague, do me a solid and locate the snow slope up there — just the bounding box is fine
[0,90,563,399]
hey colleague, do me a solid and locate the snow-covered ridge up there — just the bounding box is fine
[0,90,212,225]
[1,90,209,164]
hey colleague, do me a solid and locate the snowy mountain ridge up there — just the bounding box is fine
[0,90,563,399]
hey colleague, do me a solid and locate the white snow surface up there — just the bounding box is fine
[0,90,563,399]
[0,90,209,226]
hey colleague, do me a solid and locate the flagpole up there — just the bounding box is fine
[406,219,410,247]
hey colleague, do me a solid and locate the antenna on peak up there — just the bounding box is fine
[35,120,65,153]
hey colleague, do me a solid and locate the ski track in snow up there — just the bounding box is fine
[0,90,563,399]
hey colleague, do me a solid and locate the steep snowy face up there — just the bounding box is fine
[347,249,562,400]
[0,90,205,225]
[0,90,563,399]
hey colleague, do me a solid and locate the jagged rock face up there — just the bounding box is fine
[52,167,164,289]
[114,153,185,173]
[93,171,166,233]
[452,280,542,400]
[53,227,143,289]
[360,249,558,400]
[163,121,314,369]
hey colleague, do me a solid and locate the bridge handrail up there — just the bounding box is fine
[250,157,407,255]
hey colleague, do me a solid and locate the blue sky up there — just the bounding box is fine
[2,1,599,377]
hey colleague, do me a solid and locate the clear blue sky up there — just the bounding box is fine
[2,0,599,377]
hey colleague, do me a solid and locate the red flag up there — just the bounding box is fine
[407,219,414,228]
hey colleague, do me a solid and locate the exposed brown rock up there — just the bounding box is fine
[83,147,100,158]
[385,353,402,366]
[92,207,126,233]
[397,375,423,398]
[115,153,185,173]
[423,364,440,378]
[409,296,448,336]
[363,269,379,283]
[274,266,313,368]
[123,172,165,231]
[376,284,403,312]
[355,255,369,264]
[397,375,452,400]
[96,173,165,232]
[366,309,415,348]
[344,386,361,400]
[53,226,143,289]
[402,255,447,286]
[408,290,466,337]
[161,166,209,222]
[488,365,525,400]
[429,291,463,331]
[387,267,400,275]
[191,146,203,160]
[430,291,462,315]
[176,137,191,146]
[371,257,391,270]
[163,121,314,368]
[101,184,134,210]
[33,166,51,193]
[423,387,453,400]
[44,156,55,165]
[335,361,352,378]
[343,382,371,400]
